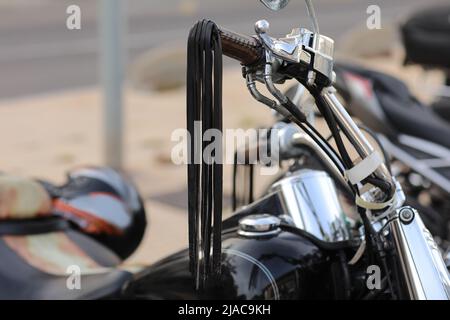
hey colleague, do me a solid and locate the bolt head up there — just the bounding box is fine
[399,207,415,224]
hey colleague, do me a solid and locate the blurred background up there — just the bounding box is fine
[0,0,448,264]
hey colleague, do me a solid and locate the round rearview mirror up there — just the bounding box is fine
[260,0,290,11]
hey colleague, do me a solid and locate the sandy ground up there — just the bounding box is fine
[0,44,443,266]
[0,67,276,265]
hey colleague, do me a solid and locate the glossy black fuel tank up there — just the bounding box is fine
[122,227,335,300]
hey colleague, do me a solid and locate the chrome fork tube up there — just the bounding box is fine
[320,87,393,185]
[389,207,450,300]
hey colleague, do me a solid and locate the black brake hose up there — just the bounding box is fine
[362,276,388,300]
[276,90,358,195]
[313,89,354,169]
[323,126,392,195]
[311,84,395,297]
[359,207,397,299]
[280,223,359,251]
[288,114,346,176]
[303,121,346,174]
[339,249,352,299]
[312,87,393,195]
[298,84,396,298]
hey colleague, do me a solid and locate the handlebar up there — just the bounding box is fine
[217,24,395,201]
[219,27,263,66]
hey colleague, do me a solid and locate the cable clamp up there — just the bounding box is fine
[355,191,396,211]
[344,151,383,185]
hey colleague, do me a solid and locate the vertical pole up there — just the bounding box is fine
[100,0,126,169]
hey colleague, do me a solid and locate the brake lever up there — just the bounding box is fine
[254,19,335,87]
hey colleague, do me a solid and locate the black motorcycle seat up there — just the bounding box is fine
[0,228,132,299]
[335,63,450,149]
[401,5,450,69]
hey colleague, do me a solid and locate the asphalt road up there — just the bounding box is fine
[0,0,447,99]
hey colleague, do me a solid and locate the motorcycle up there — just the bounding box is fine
[0,166,147,299]
[122,0,450,300]
[284,4,450,251]
[1,0,449,300]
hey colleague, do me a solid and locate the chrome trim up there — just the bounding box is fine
[388,207,450,300]
[269,169,351,242]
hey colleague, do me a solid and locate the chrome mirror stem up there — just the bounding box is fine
[305,0,320,48]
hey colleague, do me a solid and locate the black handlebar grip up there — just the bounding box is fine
[219,27,263,66]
